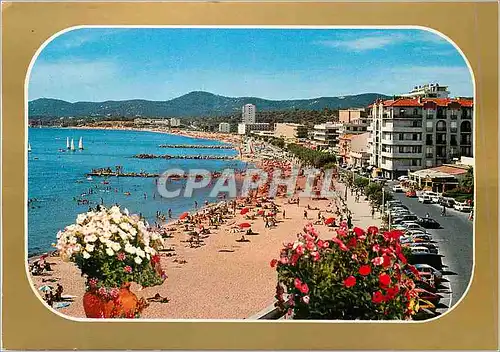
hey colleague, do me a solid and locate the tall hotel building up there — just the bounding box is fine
[242,104,256,124]
[367,84,473,179]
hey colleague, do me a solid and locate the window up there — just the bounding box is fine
[426,134,433,145]
[399,133,404,141]
[413,108,418,115]
[412,133,418,141]
[426,160,433,167]
[450,135,457,146]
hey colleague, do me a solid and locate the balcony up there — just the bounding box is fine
[450,115,458,120]
[383,126,422,133]
[436,127,447,132]
[436,139,447,145]
[381,139,422,146]
[425,153,433,158]
[393,114,423,119]
[381,151,422,158]
[425,127,433,132]
[450,128,457,133]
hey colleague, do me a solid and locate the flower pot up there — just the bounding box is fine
[83,283,139,318]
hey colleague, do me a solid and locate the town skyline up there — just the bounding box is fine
[29,28,473,102]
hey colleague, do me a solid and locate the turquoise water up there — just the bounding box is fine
[27,128,245,256]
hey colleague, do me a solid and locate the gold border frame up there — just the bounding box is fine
[2,2,498,350]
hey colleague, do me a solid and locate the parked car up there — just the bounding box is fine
[408,253,444,271]
[418,194,432,204]
[454,201,473,212]
[405,190,417,198]
[408,242,439,254]
[398,175,409,182]
[386,200,403,208]
[417,218,441,229]
[424,191,440,203]
[401,233,433,243]
[392,185,404,193]
[403,222,425,231]
[411,246,431,254]
[439,197,456,208]
[404,229,428,237]
[414,264,443,283]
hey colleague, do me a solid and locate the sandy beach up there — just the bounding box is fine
[29,138,381,319]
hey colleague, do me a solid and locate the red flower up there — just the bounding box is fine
[397,252,407,264]
[336,228,347,237]
[359,264,371,276]
[294,278,302,289]
[151,254,160,264]
[124,265,132,273]
[372,256,384,266]
[408,265,420,278]
[386,285,400,299]
[388,230,404,240]
[372,244,381,253]
[270,259,278,268]
[322,241,330,248]
[353,227,365,238]
[379,273,391,287]
[311,251,320,262]
[382,254,392,268]
[347,237,357,248]
[300,283,310,294]
[367,226,379,235]
[290,254,300,265]
[372,291,385,304]
[343,275,357,288]
[117,252,126,261]
[317,240,324,248]
[280,257,289,264]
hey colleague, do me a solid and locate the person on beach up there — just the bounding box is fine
[303,210,308,219]
[282,210,286,219]
[168,208,172,219]
[371,208,375,219]
[347,214,352,229]
[194,201,198,209]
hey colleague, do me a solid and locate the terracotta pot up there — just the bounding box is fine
[83,283,139,318]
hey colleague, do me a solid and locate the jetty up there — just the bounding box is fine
[86,167,233,179]
[133,154,234,160]
[158,144,234,149]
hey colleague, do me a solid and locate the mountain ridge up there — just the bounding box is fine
[29,91,391,119]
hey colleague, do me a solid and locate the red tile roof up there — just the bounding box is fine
[430,165,469,175]
[372,97,473,108]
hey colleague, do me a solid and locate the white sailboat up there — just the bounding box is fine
[78,137,84,150]
[66,137,70,149]
[70,139,75,151]
[28,142,32,153]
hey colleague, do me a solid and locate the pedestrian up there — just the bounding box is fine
[371,207,375,219]
[425,212,430,218]
[297,198,300,207]
[282,210,286,219]
[303,210,308,219]
[347,214,352,229]
[318,211,322,220]
[168,208,172,219]
[194,201,198,209]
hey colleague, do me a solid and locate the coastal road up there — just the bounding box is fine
[389,186,473,310]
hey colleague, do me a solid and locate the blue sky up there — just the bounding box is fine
[29,28,473,102]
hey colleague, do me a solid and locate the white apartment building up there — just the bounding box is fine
[367,92,473,179]
[242,104,256,124]
[218,122,231,133]
[312,122,342,150]
[170,118,181,127]
[338,108,370,135]
[401,83,450,99]
[238,122,271,135]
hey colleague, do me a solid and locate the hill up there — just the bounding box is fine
[28,91,390,119]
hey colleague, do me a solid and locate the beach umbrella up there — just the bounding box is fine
[179,212,189,220]
[39,285,52,292]
[239,222,251,228]
[240,208,250,215]
[325,217,335,225]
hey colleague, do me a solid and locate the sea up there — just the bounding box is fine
[27,127,246,256]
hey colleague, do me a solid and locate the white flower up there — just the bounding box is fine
[136,248,146,258]
[102,231,112,239]
[146,253,150,260]
[99,236,106,243]
[119,222,131,231]
[69,236,78,245]
[76,214,87,225]
[134,256,143,264]
[124,243,136,254]
[151,233,160,241]
[110,224,119,234]
[111,214,121,223]
[87,234,98,243]
[106,247,114,256]
[83,251,91,259]
[85,244,95,253]
[129,227,137,238]
[111,242,121,252]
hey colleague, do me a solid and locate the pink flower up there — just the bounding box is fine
[332,237,349,251]
[302,295,310,304]
[124,265,133,273]
[317,240,324,248]
[351,253,358,261]
[372,244,381,253]
[367,226,379,235]
[322,241,330,248]
[306,241,315,251]
[311,251,320,262]
[347,237,357,248]
[294,278,302,289]
[287,295,295,306]
[336,229,347,237]
[117,252,126,261]
[270,259,278,268]
[280,257,289,265]
[343,276,356,288]
[296,245,305,256]
[372,256,384,266]
[109,288,120,299]
[300,283,309,294]
[98,287,107,297]
[88,278,98,288]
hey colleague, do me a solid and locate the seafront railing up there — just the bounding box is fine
[159,144,234,149]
